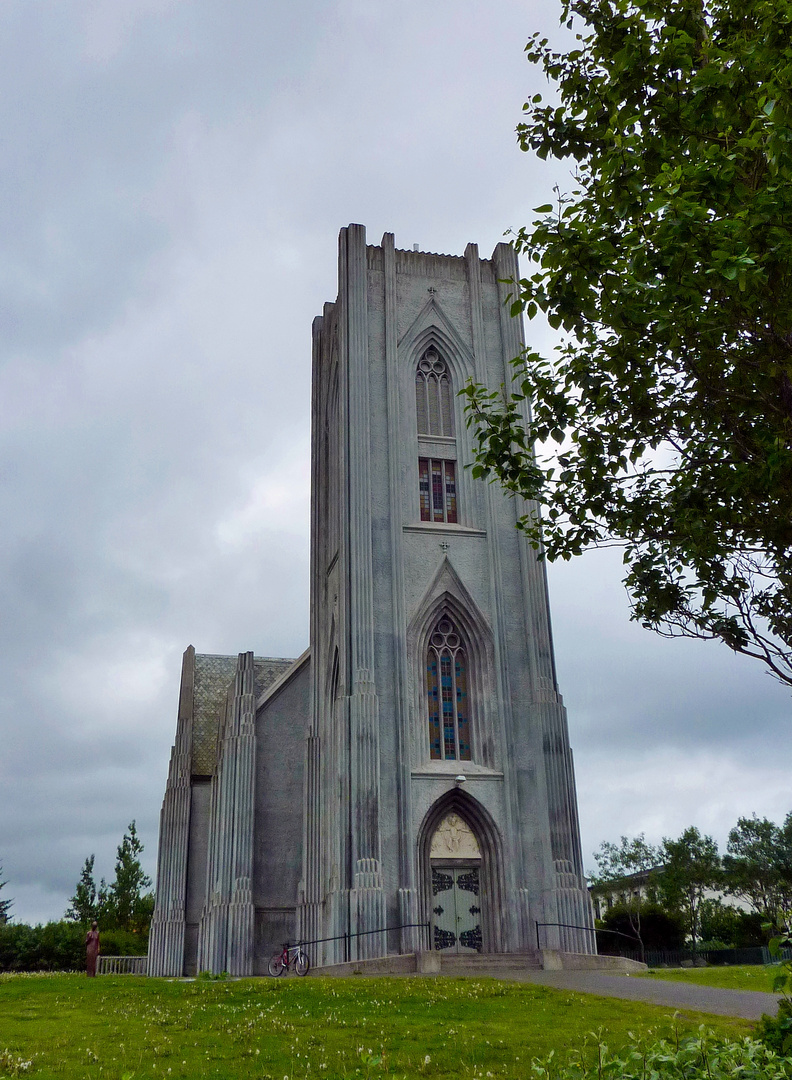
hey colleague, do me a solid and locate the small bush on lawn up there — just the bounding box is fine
[756,911,792,1054]
[757,998,792,1056]
[533,1030,792,1079]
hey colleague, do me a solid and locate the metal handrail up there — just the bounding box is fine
[535,920,641,952]
[292,921,431,964]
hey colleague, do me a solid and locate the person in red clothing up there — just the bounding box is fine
[85,921,100,977]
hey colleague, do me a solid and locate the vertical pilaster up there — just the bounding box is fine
[296,733,322,949]
[383,233,413,933]
[339,224,385,952]
[197,758,225,972]
[196,653,257,975]
[466,244,520,952]
[148,646,195,976]
[299,311,329,956]
[492,241,593,953]
[299,312,329,953]
[226,652,256,975]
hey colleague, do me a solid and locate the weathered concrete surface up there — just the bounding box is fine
[310,953,421,977]
[541,949,646,973]
[441,952,542,974]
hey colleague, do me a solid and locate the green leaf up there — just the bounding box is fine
[461,0,792,690]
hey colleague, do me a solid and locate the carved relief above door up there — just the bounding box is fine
[429,813,481,860]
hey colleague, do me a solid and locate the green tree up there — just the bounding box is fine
[590,834,662,958]
[591,834,662,886]
[463,0,792,685]
[698,898,766,947]
[722,812,792,920]
[65,855,101,926]
[104,822,153,933]
[659,827,722,951]
[599,901,686,953]
[0,863,12,925]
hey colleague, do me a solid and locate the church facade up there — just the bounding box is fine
[148,225,593,977]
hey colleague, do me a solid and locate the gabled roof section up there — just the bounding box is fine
[191,653,295,775]
[398,295,474,370]
[256,647,311,710]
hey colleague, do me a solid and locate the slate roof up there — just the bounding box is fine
[191,653,295,775]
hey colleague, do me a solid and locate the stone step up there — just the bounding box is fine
[440,952,542,972]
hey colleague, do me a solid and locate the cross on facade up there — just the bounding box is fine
[428,286,437,295]
[439,540,450,553]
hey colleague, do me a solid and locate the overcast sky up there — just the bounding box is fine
[1,0,789,925]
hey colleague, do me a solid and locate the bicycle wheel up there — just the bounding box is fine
[294,950,310,977]
[268,953,286,977]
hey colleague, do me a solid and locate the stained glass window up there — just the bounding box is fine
[419,459,431,521]
[419,459,457,523]
[427,651,441,758]
[426,616,471,761]
[432,459,444,521]
[445,461,457,523]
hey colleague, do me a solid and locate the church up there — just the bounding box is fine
[148,225,594,977]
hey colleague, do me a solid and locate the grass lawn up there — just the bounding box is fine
[0,972,754,1080]
[640,965,782,993]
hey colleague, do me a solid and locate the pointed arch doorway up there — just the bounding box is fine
[429,813,482,953]
[419,790,506,954]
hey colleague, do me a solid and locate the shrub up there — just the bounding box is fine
[757,914,792,1055]
[699,901,767,948]
[598,902,686,954]
[0,920,147,971]
[756,998,792,1056]
[0,921,83,971]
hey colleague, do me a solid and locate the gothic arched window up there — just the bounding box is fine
[416,347,457,523]
[416,348,453,437]
[426,615,471,761]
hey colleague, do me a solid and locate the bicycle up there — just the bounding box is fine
[268,941,310,977]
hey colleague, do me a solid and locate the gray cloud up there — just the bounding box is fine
[0,0,788,923]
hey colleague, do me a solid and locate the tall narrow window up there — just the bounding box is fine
[426,616,471,761]
[416,348,453,437]
[416,346,458,522]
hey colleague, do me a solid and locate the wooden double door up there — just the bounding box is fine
[431,864,482,953]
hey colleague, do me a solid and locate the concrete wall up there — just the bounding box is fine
[183,779,211,975]
[254,656,311,972]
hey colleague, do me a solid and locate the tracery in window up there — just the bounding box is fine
[416,346,459,523]
[426,616,471,761]
[416,348,453,437]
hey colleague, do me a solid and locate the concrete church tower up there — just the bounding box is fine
[148,225,593,977]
